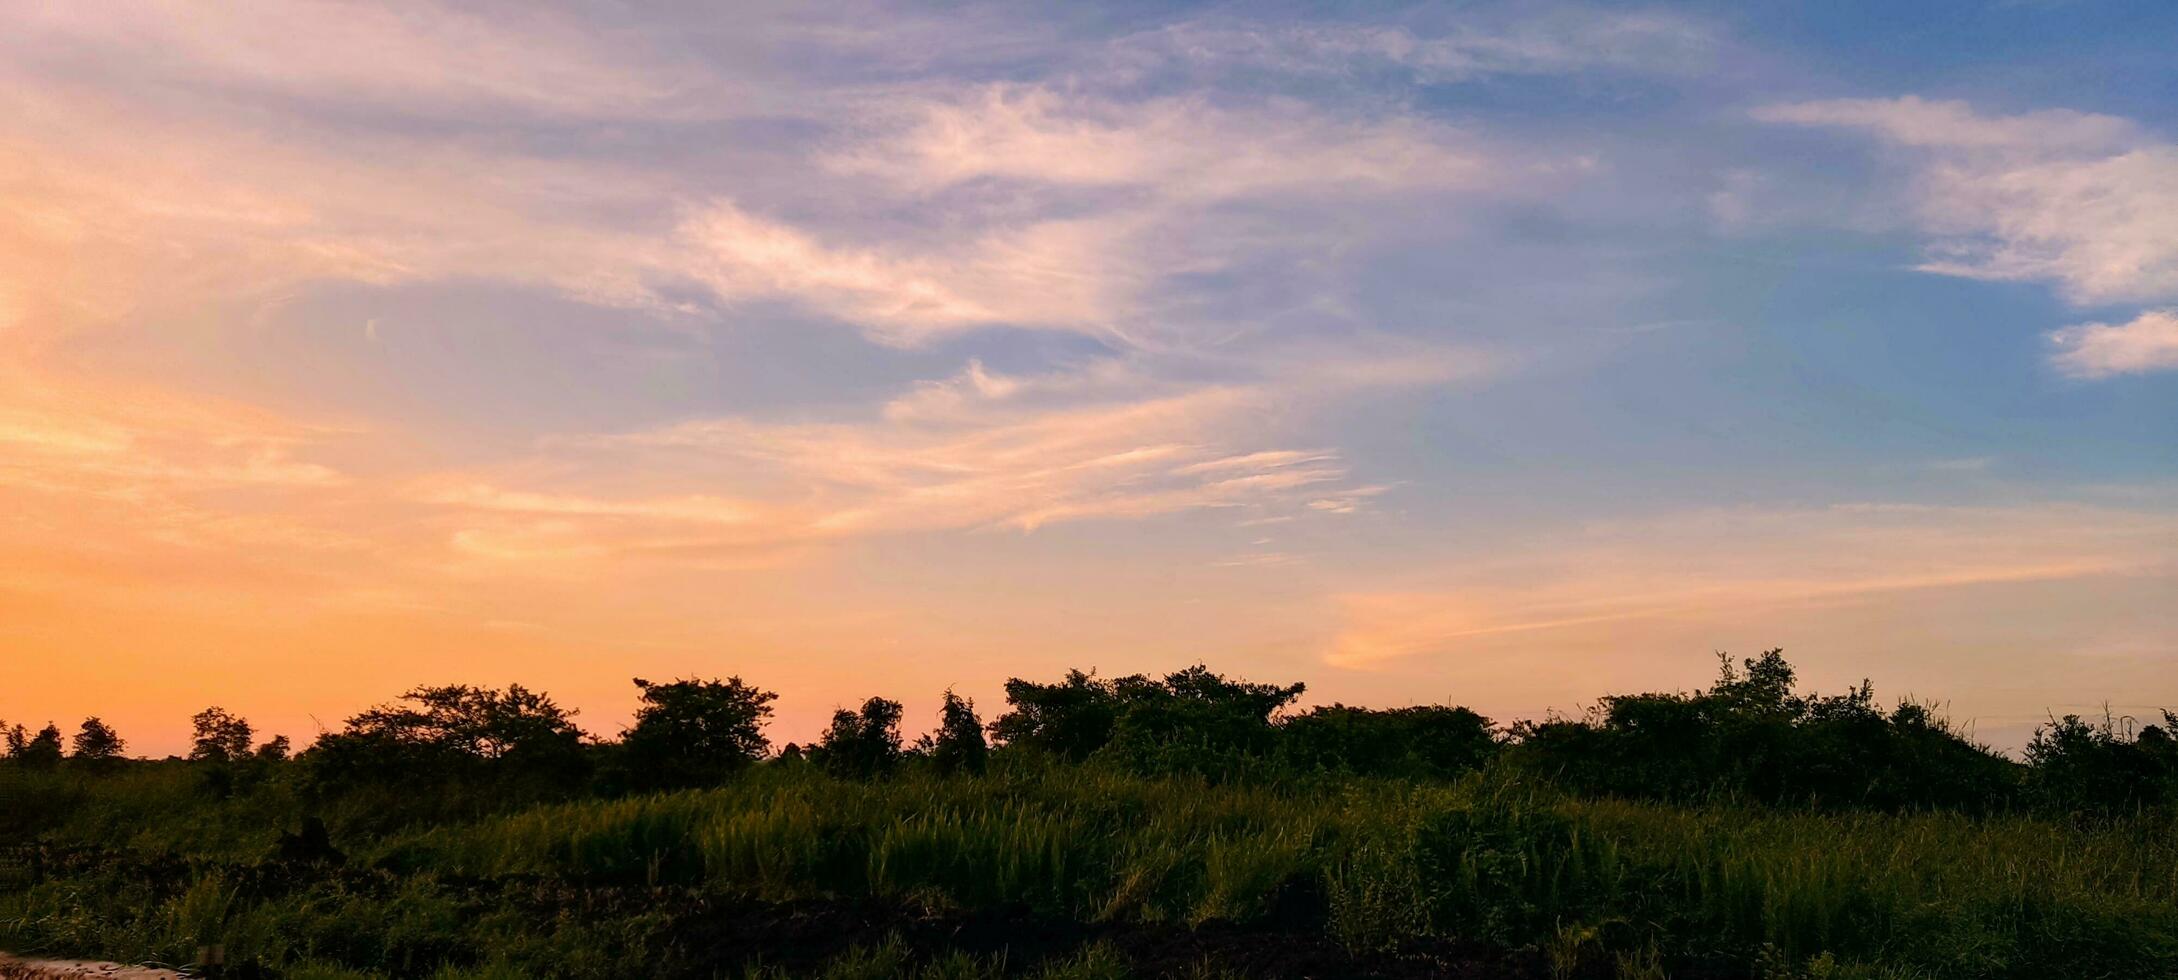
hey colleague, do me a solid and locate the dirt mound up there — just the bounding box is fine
[0,956,183,980]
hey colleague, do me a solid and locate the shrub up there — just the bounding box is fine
[1279,704,1498,779]
[620,676,777,789]
[2025,710,2178,814]
[302,684,588,807]
[7,723,64,769]
[190,707,255,763]
[914,690,988,776]
[1508,650,2020,810]
[992,665,1304,777]
[988,670,1127,762]
[69,717,126,764]
[816,697,904,779]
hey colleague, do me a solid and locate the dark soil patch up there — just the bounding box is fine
[8,848,1755,979]
[656,892,1554,978]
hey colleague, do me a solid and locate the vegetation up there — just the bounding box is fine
[1,651,2174,978]
[620,676,777,791]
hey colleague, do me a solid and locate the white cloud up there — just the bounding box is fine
[580,380,1326,537]
[832,85,1487,199]
[1113,11,1717,83]
[1756,96,2178,306]
[2,0,1624,357]
[726,83,1502,342]
[3,1,695,118]
[1754,97,2137,153]
[420,345,1488,565]
[2048,309,2178,378]
[671,200,1146,344]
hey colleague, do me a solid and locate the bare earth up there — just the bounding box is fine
[0,956,183,979]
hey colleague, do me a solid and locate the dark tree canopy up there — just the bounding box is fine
[1280,704,1498,778]
[70,717,126,762]
[621,676,777,788]
[7,723,64,769]
[256,734,293,762]
[306,683,586,788]
[9,649,2174,819]
[345,684,580,760]
[2026,710,2178,814]
[991,664,1305,776]
[1508,650,2019,810]
[989,670,1126,762]
[190,706,254,763]
[915,690,988,776]
[816,697,904,780]
[1103,666,1306,776]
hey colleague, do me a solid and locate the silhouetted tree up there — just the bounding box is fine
[306,683,586,790]
[255,734,293,762]
[9,723,64,769]
[1102,665,1306,776]
[621,676,777,788]
[816,697,904,779]
[190,707,254,763]
[989,670,1128,761]
[2026,710,2178,814]
[1711,648,1801,716]
[70,717,126,763]
[914,690,988,776]
[991,665,1305,776]
[1508,650,2018,811]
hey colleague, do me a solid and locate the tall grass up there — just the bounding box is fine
[3,762,2174,977]
[370,765,2178,976]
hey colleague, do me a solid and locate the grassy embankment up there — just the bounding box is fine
[2,760,2173,979]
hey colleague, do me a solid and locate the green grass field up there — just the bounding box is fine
[3,760,2173,979]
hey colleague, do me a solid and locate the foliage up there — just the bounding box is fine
[2025,710,2178,815]
[6,722,64,769]
[302,684,588,810]
[1278,704,1498,779]
[991,665,1304,776]
[815,697,905,780]
[987,670,1126,762]
[3,650,2177,977]
[257,734,293,763]
[621,676,778,790]
[69,717,126,763]
[1508,650,2021,810]
[3,762,2174,979]
[913,690,988,776]
[190,706,255,763]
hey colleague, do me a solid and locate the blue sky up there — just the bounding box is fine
[0,1,2172,752]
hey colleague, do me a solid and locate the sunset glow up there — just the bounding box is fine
[3,2,2174,757]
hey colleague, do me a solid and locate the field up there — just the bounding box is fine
[3,760,2174,979]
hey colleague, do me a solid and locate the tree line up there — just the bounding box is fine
[6,650,2174,815]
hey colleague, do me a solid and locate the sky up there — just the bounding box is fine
[2,0,2174,757]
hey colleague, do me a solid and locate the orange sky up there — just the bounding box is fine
[3,2,2174,757]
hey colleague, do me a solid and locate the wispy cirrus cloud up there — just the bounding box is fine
[670,200,1148,344]
[3,1,702,118]
[829,85,1489,197]
[0,368,345,497]
[1107,9,1718,84]
[0,68,1516,351]
[1328,502,2178,669]
[1755,97,2178,308]
[673,83,1504,344]
[413,343,1491,567]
